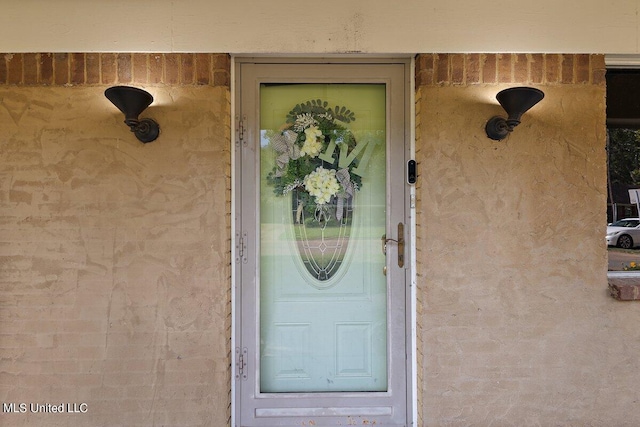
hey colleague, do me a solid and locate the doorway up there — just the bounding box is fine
[233,58,413,426]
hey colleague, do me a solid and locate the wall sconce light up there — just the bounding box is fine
[485,87,544,141]
[105,86,160,143]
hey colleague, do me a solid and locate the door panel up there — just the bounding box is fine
[235,60,410,427]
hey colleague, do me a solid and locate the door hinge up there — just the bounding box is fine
[235,347,248,380]
[236,115,247,147]
[236,231,248,264]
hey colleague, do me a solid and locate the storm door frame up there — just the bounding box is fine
[231,56,417,426]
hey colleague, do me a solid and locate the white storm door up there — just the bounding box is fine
[235,60,411,427]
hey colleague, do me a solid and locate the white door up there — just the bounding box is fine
[235,59,411,426]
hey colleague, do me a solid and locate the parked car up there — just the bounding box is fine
[606,218,640,249]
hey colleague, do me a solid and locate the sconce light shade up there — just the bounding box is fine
[485,87,544,141]
[105,86,160,143]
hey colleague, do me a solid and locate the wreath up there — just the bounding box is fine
[266,99,362,222]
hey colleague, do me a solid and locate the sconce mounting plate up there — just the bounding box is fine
[485,116,511,141]
[134,118,160,143]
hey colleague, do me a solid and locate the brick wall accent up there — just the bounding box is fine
[0,53,230,87]
[416,53,606,87]
[609,278,640,300]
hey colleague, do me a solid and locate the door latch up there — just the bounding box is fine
[381,222,405,268]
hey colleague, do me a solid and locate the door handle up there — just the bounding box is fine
[381,223,405,268]
[397,222,405,268]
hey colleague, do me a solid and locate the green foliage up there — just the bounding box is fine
[267,156,315,195]
[286,99,356,124]
[608,129,640,185]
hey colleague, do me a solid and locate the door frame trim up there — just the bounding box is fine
[230,56,417,426]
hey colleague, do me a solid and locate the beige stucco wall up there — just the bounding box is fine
[0,1,639,54]
[416,81,640,424]
[0,86,231,425]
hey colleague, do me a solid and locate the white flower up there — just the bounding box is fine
[300,126,323,158]
[303,166,341,205]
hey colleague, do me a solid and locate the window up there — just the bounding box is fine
[606,67,640,273]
